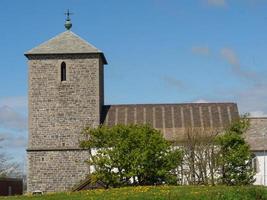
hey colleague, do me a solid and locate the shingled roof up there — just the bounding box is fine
[101,103,239,141]
[25,31,107,63]
[244,118,267,151]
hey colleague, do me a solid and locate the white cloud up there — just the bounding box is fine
[212,81,267,116]
[192,47,260,82]
[0,106,27,131]
[220,48,258,81]
[190,45,266,115]
[0,133,8,147]
[207,0,226,7]
[162,76,184,90]
[192,46,211,56]
[0,132,27,149]
[221,48,239,66]
[235,83,267,115]
[0,96,27,109]
[193,99,210,103]
[8,136,27,148]
[0,133,9,141]
[249,111,267,118]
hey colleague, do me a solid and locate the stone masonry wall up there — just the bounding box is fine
[27,150,90,192]
[27,54,104,192]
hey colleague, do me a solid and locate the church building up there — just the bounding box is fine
[25,16,266,192]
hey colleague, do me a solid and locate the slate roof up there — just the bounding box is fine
[101,103,239,141]
[244,118,267,151]
[25,31,107,63]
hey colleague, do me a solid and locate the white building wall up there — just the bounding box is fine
[253,151,267,186]
[89,147,267,185]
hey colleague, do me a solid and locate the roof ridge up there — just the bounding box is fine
[104,102,237,106]
[68,31,101,53]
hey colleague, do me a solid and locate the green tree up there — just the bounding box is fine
[80,124,182,188]
[216,117,255,185]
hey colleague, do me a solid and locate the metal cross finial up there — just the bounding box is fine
[65,9,73,20]
[64,9,73,30]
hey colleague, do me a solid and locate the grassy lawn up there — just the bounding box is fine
[1,186,267,200]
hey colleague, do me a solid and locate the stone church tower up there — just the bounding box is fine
[25,17,107,192]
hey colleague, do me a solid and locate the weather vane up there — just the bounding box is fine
[64,9,73,30]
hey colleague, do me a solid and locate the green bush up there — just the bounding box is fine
[80,125,182,187]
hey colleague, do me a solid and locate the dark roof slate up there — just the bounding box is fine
[101,103,239,140]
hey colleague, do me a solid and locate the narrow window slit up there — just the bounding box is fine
[61,62,66,81]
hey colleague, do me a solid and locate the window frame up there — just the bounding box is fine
[61,62,67,81]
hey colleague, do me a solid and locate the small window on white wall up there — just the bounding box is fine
[61,62,66,81]
[252,154,259,173]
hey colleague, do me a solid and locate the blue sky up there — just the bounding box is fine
[0,0,267,165]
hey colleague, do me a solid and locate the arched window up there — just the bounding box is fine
[61,62,66,81]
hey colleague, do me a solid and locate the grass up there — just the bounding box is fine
[1,186,267,200]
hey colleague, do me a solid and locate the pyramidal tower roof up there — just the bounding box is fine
[25,30,107,64]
